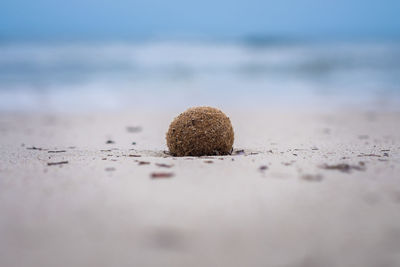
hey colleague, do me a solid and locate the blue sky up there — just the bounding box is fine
[1,0,400,40]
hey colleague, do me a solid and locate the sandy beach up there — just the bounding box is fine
[1,0,400,264]
[1,108,399,267]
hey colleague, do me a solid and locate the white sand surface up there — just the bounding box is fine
[0,109,399,267]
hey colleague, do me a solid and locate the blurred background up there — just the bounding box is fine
[0,0,399,112]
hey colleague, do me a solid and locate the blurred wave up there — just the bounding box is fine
[0,40,399,111]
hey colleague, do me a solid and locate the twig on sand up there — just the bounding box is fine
[27,146,46,151]
[47,161,69,166]
[319,163,365,173]
[151,172,174,179]
[155,163,173,168]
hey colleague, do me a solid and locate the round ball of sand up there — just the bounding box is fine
[166,106,234,157]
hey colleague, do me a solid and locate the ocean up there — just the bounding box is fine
[0,40,399,111]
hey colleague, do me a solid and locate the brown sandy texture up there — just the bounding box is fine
[166,106,234,156]
[0,109,400,267]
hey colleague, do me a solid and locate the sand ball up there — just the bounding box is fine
[166,106,234,156]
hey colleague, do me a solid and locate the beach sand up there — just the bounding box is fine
[0,108,399,267]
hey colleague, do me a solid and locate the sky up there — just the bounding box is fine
[1,0,400,40]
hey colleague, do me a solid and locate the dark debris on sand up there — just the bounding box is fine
[319,163,366,173]
[301,174,323,182]
[47,161,69,166]
[155,163,174,168]
[233,149,245,155]
[282,160,295,166]
[151,172,174,179]
[259,165,268,171]
[27,146,46,151]
[357,153,381,157]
